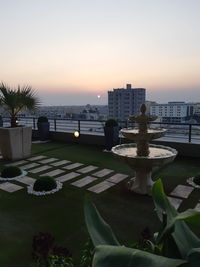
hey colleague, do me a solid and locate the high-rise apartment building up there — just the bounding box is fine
[150,102,196,123]
[108,84,146,121]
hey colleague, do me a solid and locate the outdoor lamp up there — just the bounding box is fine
[74,131,79,138]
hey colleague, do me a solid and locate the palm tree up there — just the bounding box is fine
[0,83,40,127]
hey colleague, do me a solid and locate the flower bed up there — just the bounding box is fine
[27,181,63,196]
[0,170,27,181]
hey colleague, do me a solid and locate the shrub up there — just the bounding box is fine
[193,173,200,185]
[105,119,118,127]
[37,116,48,123]
[1,166,22,178]
[32,232,72,266]
[33,176,57,192]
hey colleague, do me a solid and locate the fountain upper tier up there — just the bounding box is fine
[121,128,166,142]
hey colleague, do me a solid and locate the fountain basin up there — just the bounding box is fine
[112,143,177,169]
[121,128,166,141]
[112,143,177,195]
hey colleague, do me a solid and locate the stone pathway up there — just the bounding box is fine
[1,155,199,212]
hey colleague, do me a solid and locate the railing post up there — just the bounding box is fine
[33,118,36,129]
[188,124,192,143]
[78,120,81,134]
[54,119,57,131]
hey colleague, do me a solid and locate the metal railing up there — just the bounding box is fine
[2,117,200,144]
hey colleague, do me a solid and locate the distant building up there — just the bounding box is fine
[150,102,197,123]
[108,84,146,121]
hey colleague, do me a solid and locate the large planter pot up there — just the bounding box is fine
[0,126,32,161]
[104,126,119,151]
[37,122,50,141]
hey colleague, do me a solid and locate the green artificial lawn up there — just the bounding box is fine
[0,141,200,266]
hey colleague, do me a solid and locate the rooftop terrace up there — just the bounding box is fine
[0,141,200,266]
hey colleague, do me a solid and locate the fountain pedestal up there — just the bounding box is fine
[112,104,177,195]
[129,168,153,195]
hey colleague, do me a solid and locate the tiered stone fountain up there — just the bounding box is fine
[112,104,177,195]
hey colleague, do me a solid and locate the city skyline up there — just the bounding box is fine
[1,0,200,105]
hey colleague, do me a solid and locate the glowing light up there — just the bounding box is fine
[74,131,79,138]
[97,95,101,99]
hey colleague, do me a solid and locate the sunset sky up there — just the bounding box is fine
[0,0,200,105]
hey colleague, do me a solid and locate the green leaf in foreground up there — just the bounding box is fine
[93,245,187,267]
[84,198,120,246]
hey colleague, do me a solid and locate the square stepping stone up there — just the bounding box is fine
[29,165,52,174]
[62,163,84,170]
[56,172,81,182]
[39,158,58,164]
[7,160,28,166]
[16,176,36,185]
[28,155,47,161]
[107,173,128,184]
[88,181,115,193]
[194,203,200,212]
[77,165,98,174]
[170,185,193,199]
[0,182,23,193]
[93,169,114,178]
[40,169,65,177]
[50,160,71,167]
[21,162,40,170]
[168,197,182,210]
[71,176,97,187]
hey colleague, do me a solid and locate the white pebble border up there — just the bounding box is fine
[27,181,63,196]
[187,177,200,189]
[0,170,27,181]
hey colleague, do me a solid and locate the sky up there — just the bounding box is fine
[0,0,200,105]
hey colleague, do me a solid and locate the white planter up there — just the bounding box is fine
[0,170,27,181]
[27,181,63,196]
[0,126,32,161]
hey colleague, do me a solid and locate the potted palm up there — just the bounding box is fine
[104,119,119,151]
[0,83,39,160]
[37,116,50,141]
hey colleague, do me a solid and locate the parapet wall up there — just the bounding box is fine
[32,130,200,158]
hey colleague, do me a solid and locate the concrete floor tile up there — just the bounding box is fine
[21,163,40,170]
[50,160,71,166]
[0,182,23,192]
[7,160,28,166]
[107,173,128,184]
[16,176,36,185]
[39,158,59,164]
[28,155,47,161]
[88,181,115,193]
[93,169,114,178]
[29,165,52,174]
[62,163,84,170]
[71,176,97,187]
[194,203,200,212]
[77,165,98,174]
[40,169,65,177]
[168,197,182,210]
[170,185,193,199]
[56,172,81,182]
